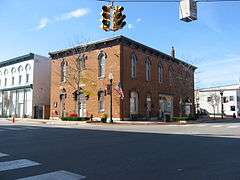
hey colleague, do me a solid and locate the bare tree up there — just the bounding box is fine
[208,93,220,119]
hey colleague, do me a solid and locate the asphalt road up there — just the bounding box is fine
[1,121,240,180]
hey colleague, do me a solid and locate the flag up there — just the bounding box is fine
[114,82,124,100]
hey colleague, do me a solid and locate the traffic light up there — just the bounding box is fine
[112,6,126,31]
[101,5,111,31]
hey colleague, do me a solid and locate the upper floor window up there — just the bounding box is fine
[77,54,87,70]
[19,75,22,84]
[158,63,163,82]
[131,53,137,79]
[11,68,16,75]
[169,66,174,84]
[12,77,15,85]
[60,59,68,83]
[145,59,151,81]
[25,64,31,83]
[98,51,106,78]
[4,69,8,76]
[4,78,7,86]
[229,96,234,101]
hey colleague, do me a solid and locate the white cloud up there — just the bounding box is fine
[36,18,49,30]
[58,8,89,21]
[35,8,89,31]
[128,24,134,29]
[136,18,142,23]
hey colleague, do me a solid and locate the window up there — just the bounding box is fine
[26,74,29,83]
[131,53,137,78]
[229,96,234,101]
[77,54,86,70]
[231,106,236,111]
[145,59,151,81]
[60,59,68,83]
[12,77,14,85]
[130,91,139,114]
[169,66,174,83]
[207,97,211,102]
[98,91,105,112]
[158,63,163,82]
[25,64,31,83]
[98,51,106,78]
[4,78,7,86]
[19,75,22,84]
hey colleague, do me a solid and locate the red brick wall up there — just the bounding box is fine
[50,45,122,119]
[120,44,195,119]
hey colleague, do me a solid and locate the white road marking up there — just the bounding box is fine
[0,159,40,172]
[195,124,207,127]
[227,125,240,128]
[0,153,9,158]
[18,170,86,180]
[212,125,224,128]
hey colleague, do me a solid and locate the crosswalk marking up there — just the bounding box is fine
[227,125,240,128]
[0,159,40,172]
[17,170,86,180]
[212,125,224,128]
[0,153,9,158]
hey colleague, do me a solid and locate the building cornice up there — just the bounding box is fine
[49,36,197,71]
[0,53,34,68]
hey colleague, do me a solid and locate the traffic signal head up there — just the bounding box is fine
[101,5,111,31]
[113,6,126,31]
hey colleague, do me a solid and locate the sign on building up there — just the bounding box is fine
[179,0,197,22]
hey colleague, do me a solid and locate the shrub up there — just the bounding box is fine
[100,113,108,123]
[61,117,90,121]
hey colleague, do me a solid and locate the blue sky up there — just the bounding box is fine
[0,0,239,88]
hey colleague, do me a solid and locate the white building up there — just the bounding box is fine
[195,84,240,117]
[0,53,50,118]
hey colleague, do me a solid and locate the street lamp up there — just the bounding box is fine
[220,90,224,119]
[109,73,113,123]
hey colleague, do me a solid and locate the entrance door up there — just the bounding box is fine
[79,94,86,117]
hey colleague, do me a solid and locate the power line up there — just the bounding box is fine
[97,0,240,3]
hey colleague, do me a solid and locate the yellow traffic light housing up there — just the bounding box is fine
[113,6,126,31]
[101,5,111,31]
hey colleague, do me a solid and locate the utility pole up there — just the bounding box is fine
[220,90,224,119]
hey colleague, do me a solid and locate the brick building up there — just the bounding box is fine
[49,36,196,121]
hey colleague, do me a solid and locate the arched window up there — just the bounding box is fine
[60,59,68,83]
[130,91,139,115]
[4,69,8,86]
[158,63,163,82]
[131,53,137,78]
[145,59,151,81]
[169,66,174,84]
[98,51,106,78]
[18,66,23,84]
[25,64,31,83]
[11,68,16,85]
[77,54,87,70]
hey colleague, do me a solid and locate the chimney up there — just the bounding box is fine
[171,46,175,59]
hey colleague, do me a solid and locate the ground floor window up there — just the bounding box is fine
[159,95,173,121]
[130,91,139,115]
[0,88,32,118]
[98,91,105,112]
